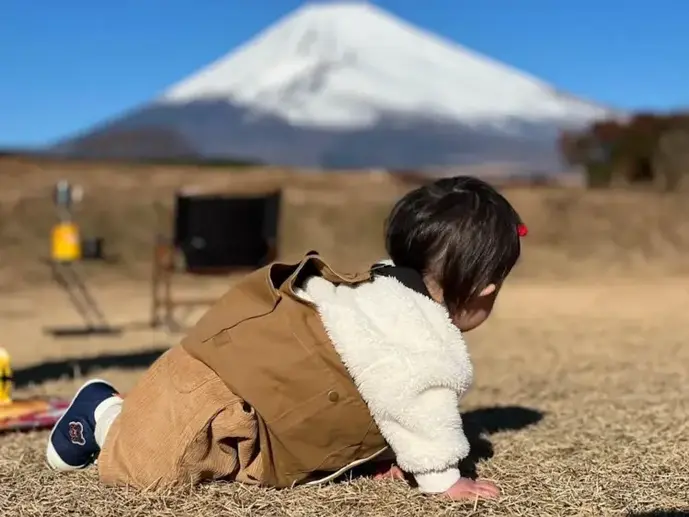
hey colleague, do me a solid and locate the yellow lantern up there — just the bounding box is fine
[51,221,82,262]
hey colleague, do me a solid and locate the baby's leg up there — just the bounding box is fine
[96,345,262,489]
[46,379,123,470]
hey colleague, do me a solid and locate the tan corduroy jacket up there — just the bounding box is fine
[98,252,391,489]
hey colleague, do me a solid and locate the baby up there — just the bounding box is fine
[46,175,524,501]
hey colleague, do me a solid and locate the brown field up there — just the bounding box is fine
[1,156,688,516]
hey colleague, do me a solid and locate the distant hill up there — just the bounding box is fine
[53,2,616,172]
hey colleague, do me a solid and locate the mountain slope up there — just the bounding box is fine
[54,2,615,171]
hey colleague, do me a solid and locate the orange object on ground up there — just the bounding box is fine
[0,398,70,432]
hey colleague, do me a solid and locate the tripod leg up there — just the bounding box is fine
[62,263,110,328]
[51,262,99,328]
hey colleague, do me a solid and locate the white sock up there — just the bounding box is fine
[94,396,123,448]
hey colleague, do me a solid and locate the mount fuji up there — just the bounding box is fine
[54,2,615,171]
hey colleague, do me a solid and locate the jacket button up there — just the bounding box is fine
[328,390,340,403]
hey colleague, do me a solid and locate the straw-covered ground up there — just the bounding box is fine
[1,278,688,517]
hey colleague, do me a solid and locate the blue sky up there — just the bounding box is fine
[2,0,687,148]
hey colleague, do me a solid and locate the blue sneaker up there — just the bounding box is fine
[46,379,121,471]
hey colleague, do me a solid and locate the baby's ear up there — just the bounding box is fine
[479,284,497,297]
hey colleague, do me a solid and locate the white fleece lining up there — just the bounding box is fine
[297,274,473,493]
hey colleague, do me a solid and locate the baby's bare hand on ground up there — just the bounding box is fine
[372,464,405,481]
[443,478,500,501]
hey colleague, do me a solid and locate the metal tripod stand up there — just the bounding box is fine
[42,180,121,338]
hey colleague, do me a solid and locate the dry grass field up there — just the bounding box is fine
[1,156,688,516]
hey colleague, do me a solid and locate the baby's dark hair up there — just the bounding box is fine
[384,176,523,312]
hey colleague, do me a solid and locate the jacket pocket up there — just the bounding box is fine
[269,389,374,475]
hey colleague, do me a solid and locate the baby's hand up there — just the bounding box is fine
[443,477,500,501]
[372,463,405,481]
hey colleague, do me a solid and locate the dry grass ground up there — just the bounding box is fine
[1,157,689,516]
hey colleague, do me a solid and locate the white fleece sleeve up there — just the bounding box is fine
[370,376,470,493]
[302,276,474,495]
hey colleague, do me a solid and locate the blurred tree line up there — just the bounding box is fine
[559,112,689,191]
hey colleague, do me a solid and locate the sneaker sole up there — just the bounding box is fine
[46,378,115,471]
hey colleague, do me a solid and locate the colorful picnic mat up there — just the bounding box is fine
[0,398,70,432]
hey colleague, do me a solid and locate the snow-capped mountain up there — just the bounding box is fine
[54,1,616,171]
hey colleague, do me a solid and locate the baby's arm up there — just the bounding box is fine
[366,388,500,500]
[367,369,469,493]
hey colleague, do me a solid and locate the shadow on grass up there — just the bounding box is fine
[459,405,545,479]
[627,511,689,517]
[13,346,169,388]
[350,405,545,482]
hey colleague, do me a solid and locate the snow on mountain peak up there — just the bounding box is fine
[160,2,611,129]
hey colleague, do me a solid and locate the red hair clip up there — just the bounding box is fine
[517,224,528,237]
